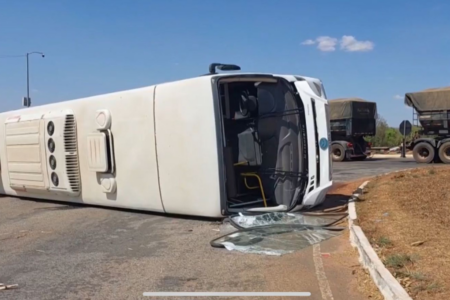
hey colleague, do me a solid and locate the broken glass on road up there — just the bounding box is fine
[211,212,346,256]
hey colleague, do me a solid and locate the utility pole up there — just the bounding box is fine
[24,52,45,107]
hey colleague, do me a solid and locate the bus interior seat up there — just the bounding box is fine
[224,90,265,205]
[256,82,286,205]
[224,80,302,208]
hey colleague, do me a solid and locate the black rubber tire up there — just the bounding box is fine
[331,144,345,162]
[413,142,435,164]
[438,142,450,164]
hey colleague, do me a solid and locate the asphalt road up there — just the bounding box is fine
[332,157,422,182]
[0,157,423,300]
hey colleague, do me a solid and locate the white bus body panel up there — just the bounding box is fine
[0,86,165,213]
[294,81,332,208]
[154,77,221,217]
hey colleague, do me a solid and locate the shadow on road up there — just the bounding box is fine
[34,205,84,211]
[2,194,220,222]
[309,194,349,212]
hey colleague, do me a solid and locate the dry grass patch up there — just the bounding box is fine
[357,166,450,300]
[328,180,383,300]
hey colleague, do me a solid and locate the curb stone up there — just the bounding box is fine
[348,180,413,300]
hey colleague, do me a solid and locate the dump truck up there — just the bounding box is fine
[405,86,450,163]
[329,98,377,162]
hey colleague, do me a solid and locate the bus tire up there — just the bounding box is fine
[413,142,435,164]
[331,144,345,162]
[438,142,450,164]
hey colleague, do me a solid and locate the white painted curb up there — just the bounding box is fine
[348,181,413,300]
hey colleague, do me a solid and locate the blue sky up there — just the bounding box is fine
[1,0,449,126]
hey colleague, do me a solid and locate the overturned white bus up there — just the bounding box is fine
[0,64,332,217]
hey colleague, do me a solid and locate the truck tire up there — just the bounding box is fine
[438,142,450,163]
[413,142,435,164]
[331,144,345,162]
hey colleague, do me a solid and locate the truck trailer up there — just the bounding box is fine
[328,98,377,162]
[405,86,450,164]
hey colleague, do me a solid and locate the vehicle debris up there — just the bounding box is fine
[324,204,348,212]
[211,211,347,256]
[411,241,425,247]
[0,283,19,290]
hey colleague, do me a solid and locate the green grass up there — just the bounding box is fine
[427,282,442,291]
[394,270,428,281]
[428,169,436,175]
[413,281,442,293]
[397,270,427,281]
[376,236,392,247]
[409,272,427,281]
[384,253,415,269]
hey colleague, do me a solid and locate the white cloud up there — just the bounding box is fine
[302,35,374,53]
[301,36,338,52]
[301,39,316,45]
[394,95,403,100]
[340,35,374,52]
[316,36,338,52]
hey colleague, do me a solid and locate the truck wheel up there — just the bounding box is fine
[413,142,435,164]
[331,144,345,162]
[438,142,450,163]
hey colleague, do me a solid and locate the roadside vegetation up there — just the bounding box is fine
[356,167,450,300]
[365,114,421,148]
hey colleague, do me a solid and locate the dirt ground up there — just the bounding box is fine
[356,166,450,300]
[326,180,383,300]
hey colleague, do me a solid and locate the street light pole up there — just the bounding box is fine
[24,51,45,107]
[26,53,29,106]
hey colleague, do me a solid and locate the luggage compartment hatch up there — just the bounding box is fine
[87,132,109,172]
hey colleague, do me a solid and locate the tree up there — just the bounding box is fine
[365,115,403,148]
[385,128,402,147]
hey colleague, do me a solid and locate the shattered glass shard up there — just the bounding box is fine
[212,212,346,256]
[230,211,346,229]
[212,227,342,256]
